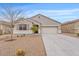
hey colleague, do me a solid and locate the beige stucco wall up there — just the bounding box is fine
[0,24,10,34]
[74,22,79,33]
[31,15,60,26]
[13,20,33,34]
[61,21,79,33]
[13,20,41,34]
[61,23,75,33]
[31,15,61,33]
[58,25,62,33]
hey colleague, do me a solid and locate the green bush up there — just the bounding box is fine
[31,24,39,33]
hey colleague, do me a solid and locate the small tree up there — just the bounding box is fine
[0,6,23,40]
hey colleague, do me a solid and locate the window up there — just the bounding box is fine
[18,24,27,30]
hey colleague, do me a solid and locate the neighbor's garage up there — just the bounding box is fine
[41,26,58,34]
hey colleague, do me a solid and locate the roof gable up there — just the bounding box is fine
[30,14,61,26]
[14,18,41,25]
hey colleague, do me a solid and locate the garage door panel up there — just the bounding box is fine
[41,27,58,34]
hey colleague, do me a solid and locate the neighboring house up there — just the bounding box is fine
[13,14,61,35]
[61,19,79,34]
[0,21,11,34]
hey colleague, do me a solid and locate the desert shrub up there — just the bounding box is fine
[16,48,25,56]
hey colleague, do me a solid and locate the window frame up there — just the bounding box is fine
[18,24,27,30]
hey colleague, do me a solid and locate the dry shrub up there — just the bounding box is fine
[16,48,25,56]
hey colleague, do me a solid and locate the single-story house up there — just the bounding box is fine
[61,19,79,34]
[0,21,11,34]
[13,14,61,35]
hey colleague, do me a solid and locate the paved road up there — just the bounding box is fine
[42,34,79,56]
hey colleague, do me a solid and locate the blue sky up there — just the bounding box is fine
[0,3,79,23]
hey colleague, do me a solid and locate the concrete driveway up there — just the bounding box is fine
[42,34,79,56]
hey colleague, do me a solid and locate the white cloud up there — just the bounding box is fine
[24,8,79,17]
[22,8,79,22]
